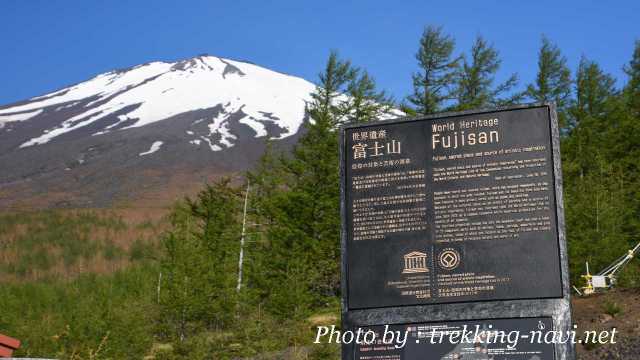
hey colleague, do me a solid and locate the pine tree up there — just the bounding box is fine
[158,179,243,339]
[248,52,392,317]
[624,40,640,115]
[406,25,460,115]
[310,50,356,125]
[571,56,617,125]
[526,36,572,128]
[158,204,208,341]
[340,70,395,124]
[455,36,521,110]
[563,58,616,182]
[560,49,640,286]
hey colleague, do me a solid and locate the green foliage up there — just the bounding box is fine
[618,261,640,288]
[561,54,640,286]
[157,179,243,341]
[526,36,572,126]
[309,50,357,124]
[310,50,393,125]
[407,25,460,114]
[602,300,623,317]
[455,36,521,109]
[246,51,394,320]
[623,40,640,115]
[103,239,124,261]
[0,210,130,279]
[340,70,395,124]
[571,56,617,126]
[128,237,153,261]
[0,265,157,359]
[308,342,341,360]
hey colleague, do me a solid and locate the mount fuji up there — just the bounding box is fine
[0,55,316,208]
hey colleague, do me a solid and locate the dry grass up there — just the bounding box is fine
[0,207,168,282]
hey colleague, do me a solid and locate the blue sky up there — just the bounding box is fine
[1,0,638,105]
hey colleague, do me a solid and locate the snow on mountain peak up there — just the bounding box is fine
[0,55,315,150]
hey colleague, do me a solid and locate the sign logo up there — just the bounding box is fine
[402,251,429,273]
[438,249,461,270]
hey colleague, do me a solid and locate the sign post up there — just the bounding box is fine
[340,104,575,359]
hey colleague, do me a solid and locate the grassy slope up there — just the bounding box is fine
[0,266,341,359]
[1,209,638,359]
[0,209,340,359]
[0,266,157,359]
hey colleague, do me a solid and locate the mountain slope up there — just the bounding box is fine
[0,55,315,208]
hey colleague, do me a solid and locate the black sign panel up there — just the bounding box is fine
[354,317,554,360]
[344,107,563,309]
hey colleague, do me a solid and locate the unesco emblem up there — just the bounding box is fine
[402,251,429,273]
[438,249,461,270]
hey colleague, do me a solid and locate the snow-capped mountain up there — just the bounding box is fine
[0,55,316,208]
[0,55,314,151]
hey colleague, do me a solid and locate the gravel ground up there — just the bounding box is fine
[574,289,640,360]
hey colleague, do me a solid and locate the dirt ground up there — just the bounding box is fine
[573,288,640,359]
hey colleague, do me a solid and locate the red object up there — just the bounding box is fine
[0,345,13,358]
[0,333,20,358]
[0,334,19,350]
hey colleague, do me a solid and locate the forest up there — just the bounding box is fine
[1,26,639,359]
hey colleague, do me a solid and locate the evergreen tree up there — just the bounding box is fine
[158,204,200,341]
[248,52,392,317]
[398,102,418,117]
[309,50,356,125]
[561,52,640,287]
[526,36,572,128]
[624,40,640,115]
[571,56,617,125]
[563,58,616,183]
[455,36,521,110]
[158,179,243,340]
[406,25,460,115]
[340,70,395,124]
